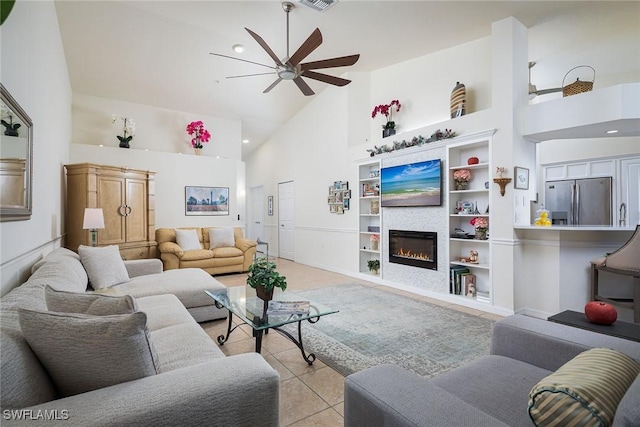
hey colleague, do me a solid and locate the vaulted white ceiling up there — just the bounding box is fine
[55,1,620,159]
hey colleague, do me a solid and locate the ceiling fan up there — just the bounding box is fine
[210,1,360,96]
[528,61,562,99]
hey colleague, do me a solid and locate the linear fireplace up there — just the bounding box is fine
[388,230,437,270]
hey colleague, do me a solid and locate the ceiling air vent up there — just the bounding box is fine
[296,0,338,12]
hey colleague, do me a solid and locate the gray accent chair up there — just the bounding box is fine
[344,314,640,427]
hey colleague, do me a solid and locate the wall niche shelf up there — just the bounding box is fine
[358,160,381,277]
[446,134,493,304]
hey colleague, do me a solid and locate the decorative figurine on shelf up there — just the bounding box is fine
[469,250,478,263]
[493,167,511,196]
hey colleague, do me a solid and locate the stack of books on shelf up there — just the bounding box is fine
[449,266,476,297]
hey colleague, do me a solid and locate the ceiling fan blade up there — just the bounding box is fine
[302,70,351,87]
[293,77,315,96]
[288,28,323,66]
[227,72,276,79]
[210,53,276,70]
[263,78,283,94]
[301,54,360,71]
[245,28,283,66]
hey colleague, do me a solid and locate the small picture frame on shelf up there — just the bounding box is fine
[514,166,529,190]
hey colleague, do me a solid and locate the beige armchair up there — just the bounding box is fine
[590,225,640,323]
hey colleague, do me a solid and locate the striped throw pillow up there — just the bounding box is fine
[528,348,640,427]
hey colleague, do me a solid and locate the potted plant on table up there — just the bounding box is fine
[246,257,287,301]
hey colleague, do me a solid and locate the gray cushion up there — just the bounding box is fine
[528,348,640,427]
[45,285,137,315]
[431,355,551,427]
[78,245,130,290]
[112,268,225,309]
[175,229,201,251]
[148,322,224,373]
[135,294,195,331]
[18,308,157,397]
[209,227,235,249]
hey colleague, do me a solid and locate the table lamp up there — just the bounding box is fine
[82,208,105,247]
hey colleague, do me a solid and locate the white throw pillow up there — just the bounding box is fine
[78,245,130,290]
[209,227,235,249]
[18,308,157,397]
[175,229,201,251]
[45,285,137,316]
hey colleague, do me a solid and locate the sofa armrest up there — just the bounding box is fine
[491,315,640,371]
[344,364,508,427]
[236,237,257,252]
[6,353,279,427]
[158,241,184,257]
[124,259,163,278]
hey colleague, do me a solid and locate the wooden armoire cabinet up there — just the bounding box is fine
[65,163,156,260]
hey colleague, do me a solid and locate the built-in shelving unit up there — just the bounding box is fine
[358,160,381,276]
[447,137,492,303]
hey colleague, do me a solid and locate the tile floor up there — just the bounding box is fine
[201,259,504,427]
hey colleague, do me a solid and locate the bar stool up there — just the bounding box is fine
[590,225,640,323]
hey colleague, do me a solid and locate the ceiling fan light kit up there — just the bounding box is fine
[297,0,338,12]
[210,1,358,96]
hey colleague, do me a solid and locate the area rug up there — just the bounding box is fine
[282,283,494,378]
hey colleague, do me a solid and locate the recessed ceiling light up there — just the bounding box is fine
[232,44,244,53]
[242,139,250,144]
[605,129,619,134]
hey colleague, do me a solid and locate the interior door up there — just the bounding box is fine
[248,185,265,242]
[278,181,294,260]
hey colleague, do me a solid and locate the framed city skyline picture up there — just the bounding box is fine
[185,186,229,216]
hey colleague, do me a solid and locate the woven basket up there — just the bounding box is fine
[562,65,595,97]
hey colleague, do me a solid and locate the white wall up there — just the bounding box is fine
[0,1,72,296]
[69,144,245,229]
[72,94,242,160]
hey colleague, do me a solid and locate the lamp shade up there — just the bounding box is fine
[82,208,105,229]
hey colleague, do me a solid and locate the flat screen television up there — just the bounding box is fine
[381,159,442,207]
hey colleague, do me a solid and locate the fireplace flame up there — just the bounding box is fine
[394,247,432,261]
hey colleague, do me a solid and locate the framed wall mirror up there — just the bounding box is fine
[1,83,33,221]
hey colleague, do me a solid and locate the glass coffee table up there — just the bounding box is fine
[205,286,338,365]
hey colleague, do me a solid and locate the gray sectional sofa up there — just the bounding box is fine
[345,314,640,427]
[0,248,280,426]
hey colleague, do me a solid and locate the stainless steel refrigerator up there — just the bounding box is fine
[544,177,612,225]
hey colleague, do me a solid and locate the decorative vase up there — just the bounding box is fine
[474,228,488,240]
[467,157,479,165]
[371,240,379,251]
[371,269,379,276]
[455,180,469,190]
[194,148,201,156]
[382,128,396,138]
[450,81,466,118]
[255,285,274,302]
[119,141,130,149]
